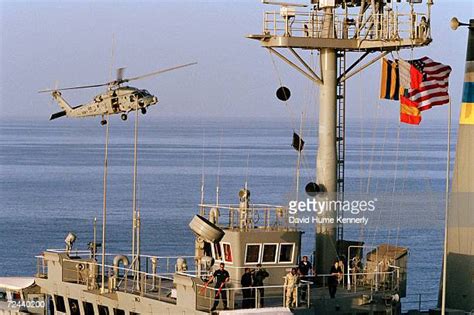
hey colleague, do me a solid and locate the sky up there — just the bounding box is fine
[0,0,473,122]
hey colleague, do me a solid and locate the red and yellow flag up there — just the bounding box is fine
[400,94,422,125]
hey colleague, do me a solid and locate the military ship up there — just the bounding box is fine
[0,1,472,315]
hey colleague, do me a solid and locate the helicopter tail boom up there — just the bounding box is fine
[52,91,73,113]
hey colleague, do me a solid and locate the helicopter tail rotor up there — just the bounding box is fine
[116,67,126,82]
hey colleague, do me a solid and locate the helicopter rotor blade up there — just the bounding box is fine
[39,62,196,93]
[38,82,110,93]
[123,62,197,83]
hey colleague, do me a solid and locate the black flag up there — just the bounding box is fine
[292,132,304,151]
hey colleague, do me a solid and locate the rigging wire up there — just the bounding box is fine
[389,124,410,247]
[268,49,297,129]
[368,115,398,250]
[216,129,224,207]
[200,129,206,215]
[359,93,382,243]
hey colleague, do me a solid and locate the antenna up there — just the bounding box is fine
[216,129,223,206]
[200,130,206,215]
[93,217,97,259]
[245,152,250,191]
[100,114,110,294]
[131,99,141,290]
[109,34,116,87]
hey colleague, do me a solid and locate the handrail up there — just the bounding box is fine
[42,249,195,260]
[261,9,430,43]
[198,203,294,230]
[402,293,438,312]
[195,281,312,310]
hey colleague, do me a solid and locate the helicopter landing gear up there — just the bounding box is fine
[121,113,128,121]
[141,108,147,115]
[100,120,107,126]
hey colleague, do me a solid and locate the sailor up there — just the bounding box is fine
[298,255,313,302]
[284,268,299,308]
[419,16,429,40]
[328,260,343,299]
[240,268,253,309]
[206,262,230,311]
[350,255,363,285]
[252,263,269,308]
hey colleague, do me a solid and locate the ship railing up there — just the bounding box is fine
[57,257,178,303]
[199,203,295,230]
[195,281,312,311]
[261,9,430,42]
[192,269,400,311]
[315,270,400,295]
[178,263,299,281]
[39,249,196,277]
[402,293,438,312]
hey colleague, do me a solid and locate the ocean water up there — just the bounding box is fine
[0,116,454,311]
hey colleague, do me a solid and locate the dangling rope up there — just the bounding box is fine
[387,123,409,247]
[359,96,383,242]
[299,51,319,185]
[367,117,399,250]
[268,49,298,129]
[365,103,382,194]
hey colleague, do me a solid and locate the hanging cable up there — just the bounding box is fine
[268,49,298,129]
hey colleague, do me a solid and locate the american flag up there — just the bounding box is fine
[399,56,452,112]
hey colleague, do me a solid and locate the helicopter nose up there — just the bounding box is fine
[152,96,158,104]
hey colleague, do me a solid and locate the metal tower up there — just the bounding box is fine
[248,0,433,275]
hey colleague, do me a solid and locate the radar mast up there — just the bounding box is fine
[248,0,433,274]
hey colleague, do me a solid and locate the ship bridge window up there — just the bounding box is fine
[68,298,81,315]
[203,241,212,257]
[98,305,110,315]
[262,243,278,264]
[54,295,66,313]
[223,243,233,263]
[245,244,261,264]
[213,242,223,261]
[279,243,295,263]
[113,309,125,315]
[48,296,54,314]
[83,302,95,315]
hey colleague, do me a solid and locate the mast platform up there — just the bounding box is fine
[248,8,431,51]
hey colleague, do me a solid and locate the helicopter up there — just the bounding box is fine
[39,62,196,125]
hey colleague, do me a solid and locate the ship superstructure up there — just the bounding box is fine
[1,2,472,315]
